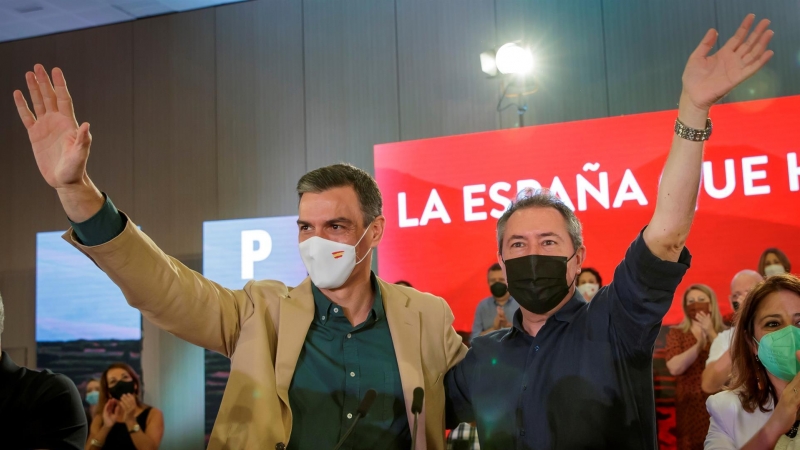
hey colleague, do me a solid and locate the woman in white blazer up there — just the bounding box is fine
[705,274,800,449]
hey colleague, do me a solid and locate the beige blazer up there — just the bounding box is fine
[64,214,467,450]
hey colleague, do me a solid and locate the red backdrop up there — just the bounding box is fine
[375,95,800,332]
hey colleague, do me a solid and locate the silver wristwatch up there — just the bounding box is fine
[674,117,712,141]
[129,423,141,433]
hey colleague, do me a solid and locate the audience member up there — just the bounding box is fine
[577,267,602,301]
[470,263,519,341]
[0,290,87,449]
[759,247,792,278]
[86,363,163,450]
[702,270,763,394]
[706,274,800,449]
[665,284,726,449]
[84,378,101,429]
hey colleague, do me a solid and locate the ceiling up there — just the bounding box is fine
[0,0,247,43]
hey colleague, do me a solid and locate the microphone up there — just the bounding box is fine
[410,387,424,450]
[332,389,377,450]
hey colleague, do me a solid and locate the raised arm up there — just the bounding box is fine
[702,350,733,394]
[643,15,774,262]
[14,65,253,355]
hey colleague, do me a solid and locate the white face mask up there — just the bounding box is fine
[577,283,599,300]
[299,227,372,289]
[765,264,787,277]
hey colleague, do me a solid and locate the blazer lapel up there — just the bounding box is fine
[380,279,426,449]
[275,277,315,409]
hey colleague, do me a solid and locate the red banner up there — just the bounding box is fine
[375,95,800,331]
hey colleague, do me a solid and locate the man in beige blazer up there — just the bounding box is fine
[12,65,467,450]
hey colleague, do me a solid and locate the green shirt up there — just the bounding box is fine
[288,278,409,449]
[70,196,410,449]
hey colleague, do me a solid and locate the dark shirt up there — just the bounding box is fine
[0,351,88,450]
[445,231,691,450]
[103,407,151,450]
[288,277,410,449]
[71,196,411,449]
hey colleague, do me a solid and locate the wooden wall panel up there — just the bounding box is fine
[396,0,499,140]
[216,0,306,219]
[603,0,717,115]
[303,0,400,174]
[0,270,36,367]
[133,9,217,257]
[0,41,14,274]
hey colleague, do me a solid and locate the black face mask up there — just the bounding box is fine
[490,282,508,298]
[504,251,577,315]
[109,380,137,400]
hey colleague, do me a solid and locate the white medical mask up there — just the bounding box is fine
[577,283,599,300]
[299,227,372,289]
[765,264,787,277]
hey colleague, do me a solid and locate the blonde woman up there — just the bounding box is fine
[665,284,726,449]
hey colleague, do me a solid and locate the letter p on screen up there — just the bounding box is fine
[241,230,272,279]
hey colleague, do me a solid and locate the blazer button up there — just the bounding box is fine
[275,443,286,450]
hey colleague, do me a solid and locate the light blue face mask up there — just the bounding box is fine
[755,326,800,381]
[85,390,99,406]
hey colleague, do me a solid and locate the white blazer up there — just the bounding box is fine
[706,390,799,449]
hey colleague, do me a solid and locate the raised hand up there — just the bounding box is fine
[13,65,104,222]
[13,65,90,189]
[682,14,774,111]
[695,311,717,341]
[690,321,707,347]
[119,393,138,424]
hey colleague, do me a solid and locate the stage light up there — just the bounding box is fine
[480,42,538,127]
[480,51,498,77]
[495,43,534,75]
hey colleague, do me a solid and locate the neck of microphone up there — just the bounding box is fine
[410,387,424,450]
[332,389,377,450]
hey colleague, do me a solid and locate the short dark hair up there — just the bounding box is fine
[488,263,502,275]
[394,280,413,287]
[496,189,583,254]
[579,267,603,287]
[296,163,382,227]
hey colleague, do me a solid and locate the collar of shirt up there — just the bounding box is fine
[506,291,586,339]
[310,271,385,326]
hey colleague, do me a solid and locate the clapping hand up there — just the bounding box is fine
[690,320,707,347]
[695,311,717,341]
